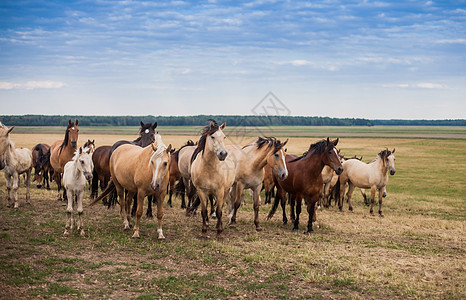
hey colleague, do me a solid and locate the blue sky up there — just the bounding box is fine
[0,0,465,119]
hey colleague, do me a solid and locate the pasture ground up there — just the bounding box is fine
[0,127,465,299]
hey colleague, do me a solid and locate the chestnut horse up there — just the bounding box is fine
[227,137,288,231]
[190,120,235,240]
[50,120,79,200]
[0,123,33,208]
[338,148,396,217]
[269,138,343,233]
[90,135,171,239]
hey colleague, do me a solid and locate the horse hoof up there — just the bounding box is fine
[292,227,299,232]
[379,213,384,218]
[256,227,263,232]
[79,229,85,236]
[63,230,69,236]
[146,215,153,220]
[132,232,140,239]
[199,234,208,240]
[304,230,314,235]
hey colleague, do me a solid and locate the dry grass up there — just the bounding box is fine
[0,130,464,299]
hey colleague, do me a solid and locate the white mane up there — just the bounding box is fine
[148,134,167,167]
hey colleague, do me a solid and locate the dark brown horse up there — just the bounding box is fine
[32,143,53,189]
[268,138,343,233]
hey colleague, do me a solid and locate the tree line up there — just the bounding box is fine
[0,115,464,127]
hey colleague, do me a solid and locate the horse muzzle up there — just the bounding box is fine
[151,182,161,191]
[390,170,396,176]
[71,141,77,148]
[84,173,93,181]
[335,166,344,175]
[217,150,228,161]
[277,170,288,181]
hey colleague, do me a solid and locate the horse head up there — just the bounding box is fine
[67,120,79,148]
[0,124,14,155]
[149,135,171,191]
[265,138,288,181]
[75,147,93,181]
[138,121,157,147]
[323,137,344,175]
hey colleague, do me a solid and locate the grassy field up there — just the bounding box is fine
[0,127,465,299]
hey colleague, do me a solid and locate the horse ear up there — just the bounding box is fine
[392,148,395,154]
[75,120,79,126]
[326,137,330,144]
[79,147,83,154]
[282,139,288,147]
[7,126,14,134]
[152,122,158,129]
[285,148,287,152]
[333,138,339,146]
[219,122,226,130]
[166,144,172,153]
[68,120,72,125]
[92,139,95,143]
[140,121,144,127]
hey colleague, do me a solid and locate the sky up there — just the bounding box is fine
[0,0,465,119]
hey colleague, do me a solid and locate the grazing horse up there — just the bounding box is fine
[338,148,396,217]
[227,137,288,231]
[270,138,343,233]
[190,120,235,240]
[0,123,33,208]
[32,143,52,189]
[50,120,79,200]
[63,147,93,236]
[90,135,171,239]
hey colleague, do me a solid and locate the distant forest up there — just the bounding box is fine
[0,115,464,127]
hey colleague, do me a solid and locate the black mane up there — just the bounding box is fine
[191,119,220,164]
[173,140,195,163]
[58,121,75,154]
[289,139,331,163]
[255,136,287,154]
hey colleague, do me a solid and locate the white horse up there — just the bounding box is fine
[226,137,288,231]
[63,147,94,236]
[190,120,235,240]
[0,123,33,208]
[338,148,396,217]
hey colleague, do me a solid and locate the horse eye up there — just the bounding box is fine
[211,136,215,140]
[163,162,168,167]
[274,153,279,158]
[80,160,84,164]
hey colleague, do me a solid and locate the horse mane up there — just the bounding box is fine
[289,139,329,163]
[148,134,167,167]
[59,121,75,154]
[254,137,286,154]
[191,119,220,164]
[173,139,194,163]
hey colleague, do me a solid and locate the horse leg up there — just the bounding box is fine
[253,186,262,231]
[197,190,209,239]
[293,197,302,231]
[76,190,85,236]
[64,190,74,236]
[289,194,296,224]
[25,170,31,205]
[306,197,317,234]
[361,188,369,206]
[346,182,355,212]
[369,186,376,216]
[215,189,227,240]
[323,183,331,208]
[155,192,165,239]
[132,192,144,238]
[5,173,12,208]
[209,195,216,219]
[228,183,241,227]
[11,173,19,209]
[338,178,347,211]
[378,188,384,217]
[146,196,154,219]
[116,184,130,230]
[44,169,50,190]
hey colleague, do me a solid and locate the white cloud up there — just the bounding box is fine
[0,81,66,90]
[436,38,466,44]
[382,83,446,89]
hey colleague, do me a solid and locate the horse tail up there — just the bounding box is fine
[90,169,99,199]
[88,179,116,207]
[266,191,280,220]
[333,177,341,206]
[174,179,185,198]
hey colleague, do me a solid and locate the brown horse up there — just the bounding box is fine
[269,138,343,233]
[32,143,52,189]
[167,141,196,209]
[50,120,79,200]
[90,134,171,239]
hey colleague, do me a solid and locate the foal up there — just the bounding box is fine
[62,147,94,236]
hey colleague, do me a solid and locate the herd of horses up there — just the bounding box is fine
[0,120,396,240]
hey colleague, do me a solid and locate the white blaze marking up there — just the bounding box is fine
[216,131,222,137]
[71,127,75,130]
[145,129,149,134]
[152,157,162,188]
[333,148,339,157]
